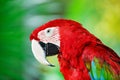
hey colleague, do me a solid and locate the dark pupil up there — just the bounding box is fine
[47,29,50,33]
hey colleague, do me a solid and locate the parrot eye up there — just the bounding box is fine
[47,29,50,33]
[44,28,54,37]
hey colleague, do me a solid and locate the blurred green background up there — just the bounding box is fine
[0,0,120,80]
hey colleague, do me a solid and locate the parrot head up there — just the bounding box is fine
[30,19,86,67]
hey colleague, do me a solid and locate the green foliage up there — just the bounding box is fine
[0,0,25,80]
[0,0,64,80]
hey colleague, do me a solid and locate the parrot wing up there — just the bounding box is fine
[82,43,120,80]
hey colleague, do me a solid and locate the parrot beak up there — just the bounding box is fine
[31,39,59,67]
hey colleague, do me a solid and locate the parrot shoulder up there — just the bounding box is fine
[82,43,120,80]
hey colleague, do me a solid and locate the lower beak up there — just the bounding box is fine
[31,39,59,67]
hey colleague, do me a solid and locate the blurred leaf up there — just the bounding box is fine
[0,0,26,80]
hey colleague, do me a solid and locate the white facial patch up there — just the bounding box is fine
[38,27,60,47]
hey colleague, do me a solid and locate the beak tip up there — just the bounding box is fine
[48,64,55,67]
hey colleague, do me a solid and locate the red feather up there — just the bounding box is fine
[31,19,120,80]
[49,19,120,80]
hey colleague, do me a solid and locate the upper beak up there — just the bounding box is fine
[31,39,59,67]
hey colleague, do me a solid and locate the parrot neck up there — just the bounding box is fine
[58,37,99,80]
[58,53,91,80]
[59,27,100,63]
[58,26,102,80]
[58,41,90,80]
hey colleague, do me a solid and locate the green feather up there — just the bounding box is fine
[85,57,119,80]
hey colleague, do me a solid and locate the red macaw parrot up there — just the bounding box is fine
[30,19,120,80]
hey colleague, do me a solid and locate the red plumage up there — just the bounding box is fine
[30,19,120,80]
